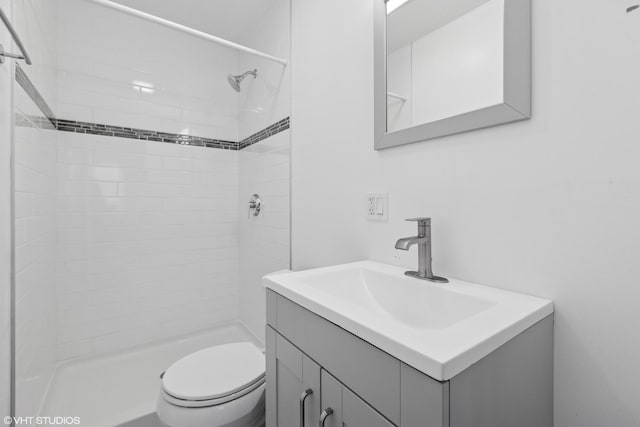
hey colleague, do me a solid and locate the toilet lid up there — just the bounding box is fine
[162,342,265,401]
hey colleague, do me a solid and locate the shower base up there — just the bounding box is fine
[38,322,263,427]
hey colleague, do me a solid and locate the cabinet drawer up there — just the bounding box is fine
[270,292,401,425]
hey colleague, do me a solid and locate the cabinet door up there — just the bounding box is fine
[266,326,321,427]
[320,370,395,427]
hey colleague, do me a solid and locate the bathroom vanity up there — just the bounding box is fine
[264,261,553,427]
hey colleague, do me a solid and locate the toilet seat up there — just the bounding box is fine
[161,376,265,408]
[161,342,265,409]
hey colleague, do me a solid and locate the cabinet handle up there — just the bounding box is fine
[299,388,313,427]
[319,407,334,427]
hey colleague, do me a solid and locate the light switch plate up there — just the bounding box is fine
[366,192,388,222]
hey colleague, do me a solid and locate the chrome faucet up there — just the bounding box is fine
[395,218,448,283]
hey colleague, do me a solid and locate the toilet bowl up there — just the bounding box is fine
[157,341,266,427]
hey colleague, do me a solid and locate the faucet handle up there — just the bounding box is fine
[406,217,431,225]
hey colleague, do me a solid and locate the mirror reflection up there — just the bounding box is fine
[386,0,506,133]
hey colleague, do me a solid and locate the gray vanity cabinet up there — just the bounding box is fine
[265,326,321,427]
[266,322,395,427]
[266,289,553,427]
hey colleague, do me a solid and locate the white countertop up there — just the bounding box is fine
[264,261,553,381]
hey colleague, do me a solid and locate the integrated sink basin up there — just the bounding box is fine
[299,267,495,330]
[264,261,553,380]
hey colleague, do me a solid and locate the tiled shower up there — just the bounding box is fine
[54,132,241,359]
[9,0,291,422]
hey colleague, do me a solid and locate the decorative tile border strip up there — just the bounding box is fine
[55,117,290,151]
[239,117,290,150]
[55,119,239,150]
[15,64,57,128]
[15,62,290,150]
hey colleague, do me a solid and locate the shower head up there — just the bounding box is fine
[227,69,258,92]
[227,75,241,92]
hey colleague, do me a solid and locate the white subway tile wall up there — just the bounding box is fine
[56,0,240,142]
[11,0,60,419]
[238,130,291,341]
[13,116,58,418]
[13,0,59,114]
[55,132,240,360]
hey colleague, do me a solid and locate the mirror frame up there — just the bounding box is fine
[374,0,531,150]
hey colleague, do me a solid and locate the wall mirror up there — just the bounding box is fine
[374,0,531,150]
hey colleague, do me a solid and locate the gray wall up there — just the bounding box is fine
[291,0,640,425]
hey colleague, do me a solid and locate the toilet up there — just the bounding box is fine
[157,342,266,427]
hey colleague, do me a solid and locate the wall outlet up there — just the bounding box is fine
[366,192,388,222]
[367,196,377,216]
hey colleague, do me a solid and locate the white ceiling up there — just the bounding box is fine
[110,0,273,44]
[387,0,491,52]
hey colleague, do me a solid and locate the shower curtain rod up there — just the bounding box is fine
[84,0,288,66]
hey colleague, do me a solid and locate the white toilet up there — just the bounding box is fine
[157,341,266,427]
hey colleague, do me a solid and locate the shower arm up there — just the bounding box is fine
[83,0,288,66]
[238,70,257,79]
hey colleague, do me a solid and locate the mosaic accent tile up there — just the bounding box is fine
[54,119,239,150]
[56,117,290,151]
[239,117,290,150]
